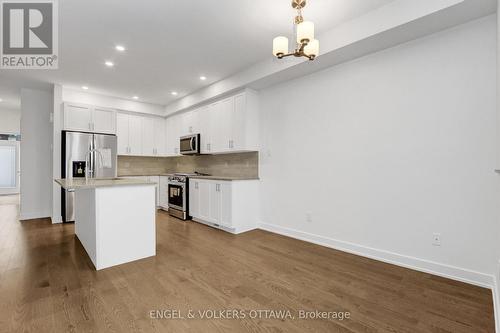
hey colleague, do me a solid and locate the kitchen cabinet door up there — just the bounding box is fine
[141,117,155,156]
[209,97,233,153]
[128,114,143,155]
[218,182,232,227]
[179,111,196,136]
[231,93,247,151]
[93,107,116,134]
[64,103,93,132]
[154,118,166,156]
[159,176,169,209]
[198,106,211,154]
[147,176,160,207]
[166,115,180,156]
[198,180,211,222]
[116,113,130,155]
[208,182,221,224]
[189,179,200,218]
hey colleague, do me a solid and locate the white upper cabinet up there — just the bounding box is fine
[231,92,259,151]
[92,107,116,134]
[198,106,211,154]
[198,90,259,154]
[154,119,166,156]
[142,116,166,156]
[179,110,200,137]
[63,103,116,134]
[209,97,233,153]
[141,117,155,156]
[166,115,181,156]
[128,114,143,155]
[116,113,142,156]
[116,113,129,155]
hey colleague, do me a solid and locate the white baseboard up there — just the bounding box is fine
[51,215,63,224]
[494,262,500,333]
[258,222,494,289]
[19,211,51,221]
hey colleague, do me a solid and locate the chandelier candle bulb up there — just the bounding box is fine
[297,21,314,43]
[273,36,289,57]
[304,39,319,58]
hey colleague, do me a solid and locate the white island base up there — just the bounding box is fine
[74,184,156,270]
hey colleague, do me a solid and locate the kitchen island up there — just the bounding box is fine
[55,178,156,270]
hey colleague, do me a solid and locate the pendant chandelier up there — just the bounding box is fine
[273,0,319,61]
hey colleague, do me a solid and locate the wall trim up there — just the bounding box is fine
[19,211,51,221]
[51,215,63,224]
[494,261,500,333]
[258,222,495,289]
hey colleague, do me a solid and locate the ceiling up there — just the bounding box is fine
[0,0,395,109]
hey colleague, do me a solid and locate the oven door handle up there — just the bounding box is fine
[168,181,186,187]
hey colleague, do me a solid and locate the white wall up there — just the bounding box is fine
[20,88,53,220]
[259,15,499,287]
[0,108,21,134]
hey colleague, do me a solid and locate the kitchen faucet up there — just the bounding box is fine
[85,148,104,181]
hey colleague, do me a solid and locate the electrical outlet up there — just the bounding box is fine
[306,213,312,223]
[432,233,441,246]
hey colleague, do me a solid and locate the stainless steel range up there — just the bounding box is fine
[167,173,198,220]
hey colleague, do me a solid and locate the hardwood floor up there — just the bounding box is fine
[0,195,494,332]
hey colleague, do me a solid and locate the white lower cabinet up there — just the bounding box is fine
[189,179,258,234]
[159,176,169,210]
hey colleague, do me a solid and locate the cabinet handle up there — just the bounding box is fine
[92,123,95,131]
[207,143,211,151]
[195,182,198,189]
[189,126,193,133]
[89,123,92,130]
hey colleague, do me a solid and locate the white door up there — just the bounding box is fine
[64,104,92,132]
[189,179,200,218]
[179,111,192,136]
[154,119,166,156]
[92,107,116,134]
[142,117,155,156]
[116,113,129,155]
[210,97,233,153]
[128,114,143,155]
[232,93,246,151]
[159,176,169,209]
[0,141,20,195]
[147,176,160,206]
[166,115,180,156]
[198,106,211,154]
[209,182,221,224]
[218,182,232,226]
[198,180,211,222]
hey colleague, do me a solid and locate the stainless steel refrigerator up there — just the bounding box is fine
[61,131,117,222]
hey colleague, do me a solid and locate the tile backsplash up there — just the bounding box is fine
[118,152,258,178]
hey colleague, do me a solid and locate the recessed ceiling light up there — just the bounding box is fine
[132,96,139,100]
[171,91,178,96]
[115,45,126,52]
[200,76,207,81]
[105,61,114,67]
[82,86,89,90]
[0,98,3,102]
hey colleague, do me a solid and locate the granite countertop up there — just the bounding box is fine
[117,174,258,181]
[189,175,259,181]
[55,178,156,190]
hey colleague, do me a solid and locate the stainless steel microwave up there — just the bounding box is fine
[180,134,200,155]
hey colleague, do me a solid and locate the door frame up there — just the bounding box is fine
[0,140,20,195]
